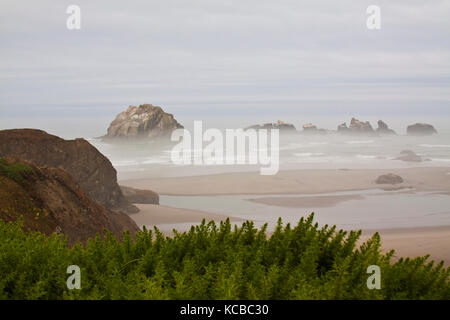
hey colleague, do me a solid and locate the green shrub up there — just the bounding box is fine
[0,214,448,300]
[0,158,34,184]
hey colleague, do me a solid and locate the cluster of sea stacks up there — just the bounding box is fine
[245,118,437,136]
[98,104,438,143]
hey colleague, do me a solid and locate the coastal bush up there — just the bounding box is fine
[0,214,448,300]
[0,158,33,184]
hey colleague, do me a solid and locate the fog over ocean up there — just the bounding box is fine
[1,114,449,180]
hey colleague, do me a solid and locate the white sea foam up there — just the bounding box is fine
[279,143,304,151]
[308,142,328,146]
[141,157,170,165]
[430,158,450,162]
[112,160,140,167]
[294,152,325,157]
[356,154,377,159]
[419,144,450,148]
[345,140,374,144]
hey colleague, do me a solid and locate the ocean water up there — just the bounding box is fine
[1,114,449,178]
[85,131,450,180]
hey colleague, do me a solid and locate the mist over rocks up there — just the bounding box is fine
[302,123,327,135]
[242,117,435,137]
[104,104,183,141]
[245,120,297,132]
[0,129,138,214]
[376,120,396,135]
[396,150,430,163]
[337,118,374,134]
[336,118,398,136]
[407,123,437,136]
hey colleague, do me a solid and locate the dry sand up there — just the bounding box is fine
[121,167,450,196]
[360,226,450,266]
[131,204,243,226]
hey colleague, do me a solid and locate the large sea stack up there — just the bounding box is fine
[104,104,183,141]
[0,129,137,214]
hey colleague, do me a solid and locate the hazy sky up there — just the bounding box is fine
[1,0,449,121]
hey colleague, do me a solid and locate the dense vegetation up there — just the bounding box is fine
[0,214,448,300]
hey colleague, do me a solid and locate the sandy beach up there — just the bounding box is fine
[122,167,450,265]
[361,226,450,266]
[121,167,450,196]
[131,203,243,226]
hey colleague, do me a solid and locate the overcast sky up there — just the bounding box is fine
[1,0,449,121]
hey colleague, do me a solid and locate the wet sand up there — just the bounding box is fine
[248,194,364,208]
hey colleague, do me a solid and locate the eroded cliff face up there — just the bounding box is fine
[0,129,137,214]
[0,158,139,244]
[105,104,183,141]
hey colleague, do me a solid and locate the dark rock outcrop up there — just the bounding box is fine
[337,118,374,134]
[0,129,137,214]
[120,186,159,205]
[376,120,396,135]
[375,173,404,185]
[407,123,437,136]
[245,120,296,132]
[105,104,183,141]
[302,123,327,134]
[337,122,350,133]
[349,118,374,133]
[0,158,139,244]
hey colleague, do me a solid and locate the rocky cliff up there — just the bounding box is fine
[0,129,137,214]
[0,158,139,244]
[105,104,183,141]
